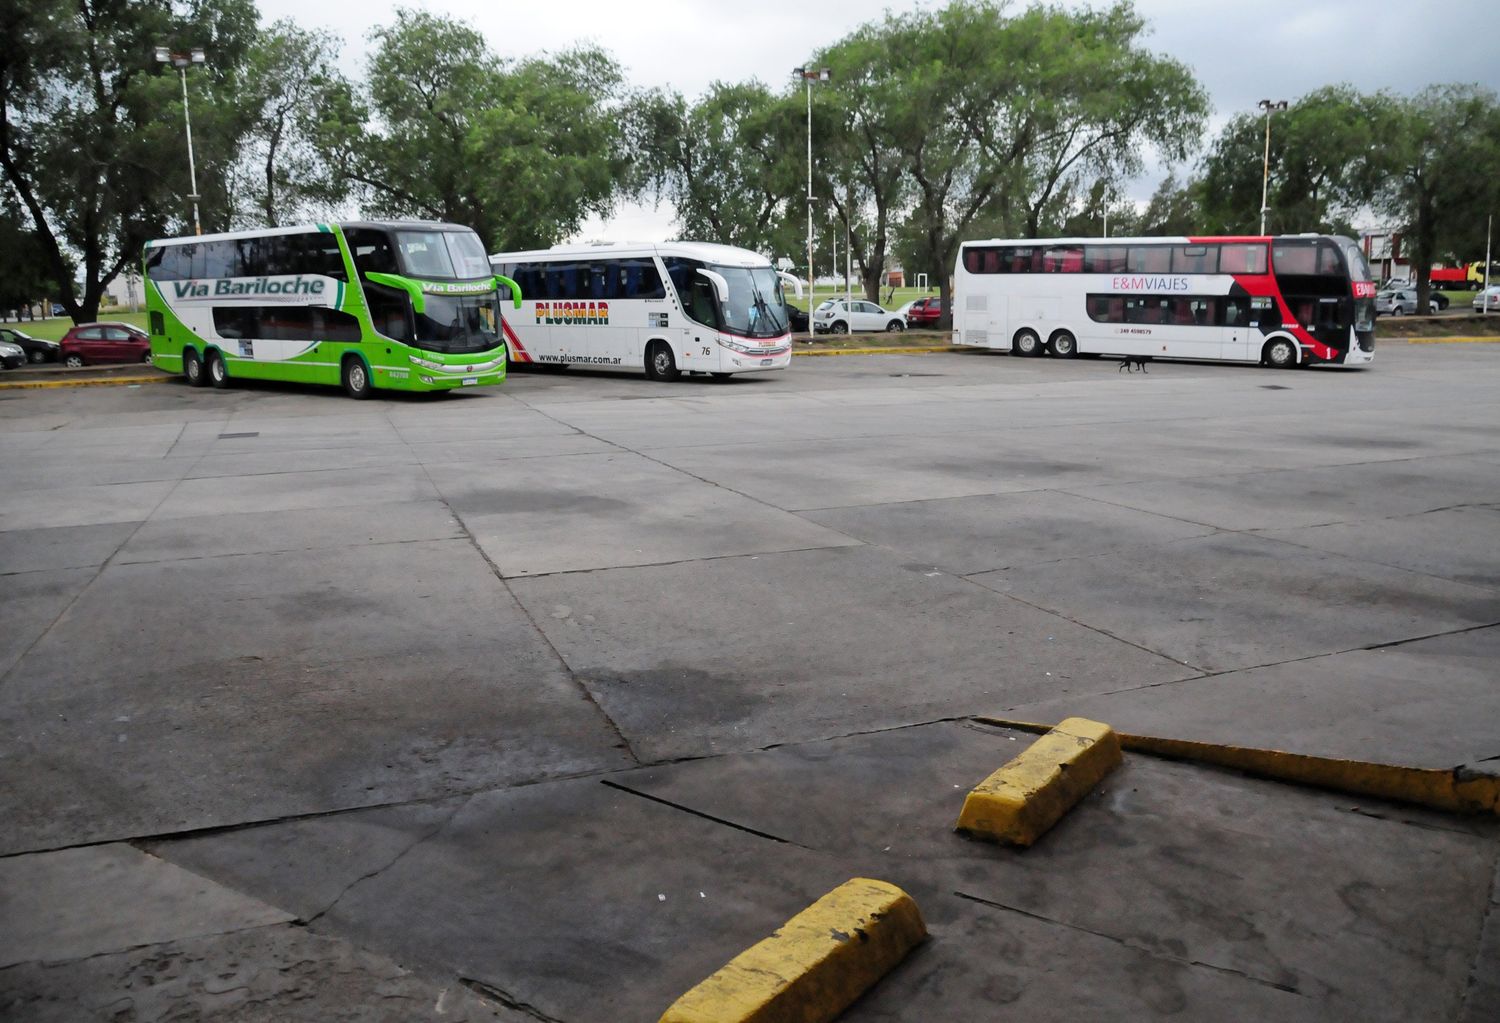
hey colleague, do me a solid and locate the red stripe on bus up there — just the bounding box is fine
[501,318,531,363]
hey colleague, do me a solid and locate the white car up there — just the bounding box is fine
[811,298,906,334]
[1473,286,1500,312]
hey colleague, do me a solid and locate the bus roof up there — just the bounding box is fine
[958,234,1336,248]
[490,240,773,269]
[145,220,471,248]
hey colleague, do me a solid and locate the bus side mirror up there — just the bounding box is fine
[493,274,523,310]
[777,271,804,299]
[696,268,730,305]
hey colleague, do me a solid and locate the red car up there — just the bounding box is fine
[905,296,943,327]
[58,322,153,367]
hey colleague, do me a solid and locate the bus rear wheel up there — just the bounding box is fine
[1263,338,1297,369]
[206,349,229,388]
[1013,329,1041,356]
[342,356,373,399]
[645,342,680,382]
[1050,330,1078,358]
[183,348,207,387]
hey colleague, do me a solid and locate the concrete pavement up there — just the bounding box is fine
[1,344,1497,1020]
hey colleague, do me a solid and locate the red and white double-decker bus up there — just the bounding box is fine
[951,234,1376,368]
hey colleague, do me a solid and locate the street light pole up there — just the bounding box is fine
[156,46,207,236]
[1258,99,1288,236]
[794,67,830,321]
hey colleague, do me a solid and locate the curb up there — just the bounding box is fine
[956,717,1122,846]
[1399,336,1500,345]
[0,374,171,390]
[975,717,1499,817]
[794,345,959,357]
[658,877,927,1023]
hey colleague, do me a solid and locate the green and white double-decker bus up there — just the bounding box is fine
[144,221,520,398]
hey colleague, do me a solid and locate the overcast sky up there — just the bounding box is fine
[257,0,1500,241]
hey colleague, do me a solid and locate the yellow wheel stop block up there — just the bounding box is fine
[956,716,1122,847]
[658,877,927,1023]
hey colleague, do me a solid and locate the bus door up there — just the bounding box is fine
[1220,295,1273,361]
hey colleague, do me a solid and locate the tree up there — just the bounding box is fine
[233,20,352,227]
[328,10,630,251]
[1198,86,1386,236]
[631,82,804,256]
[0,0,257,322]
[829,0,1206,329]
[1373,84,1500,311]
[0,199,66,319]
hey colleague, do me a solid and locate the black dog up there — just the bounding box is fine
[1118,356,1150,373]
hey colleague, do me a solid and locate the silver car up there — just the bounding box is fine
[811,298,906,334]
[1374,289,1437,316]
[1473,286,1500,312]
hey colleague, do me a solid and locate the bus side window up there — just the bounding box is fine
[1222,298,1248,326]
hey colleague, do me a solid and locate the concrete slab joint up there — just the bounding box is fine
[657,877,927,1023]
[956,716,1123,847]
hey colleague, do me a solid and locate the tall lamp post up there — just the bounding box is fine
[1257,98,1288,236]
[794,67,831,320]
[156,46,207,236]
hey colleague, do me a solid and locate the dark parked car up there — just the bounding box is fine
[784,303,809,332]
[0,327,60,363]
[905,296,943,327]
[58,322,152,367]
[0,339,25,369]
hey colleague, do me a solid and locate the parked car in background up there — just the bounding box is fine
[0,339,25,369]
[905,296,943,327]
[784,303,809,333]
[0,327,60,363]
[812,298,906,334]
[1429,290,1450,310]
[1374,289,1438,316]
[58,322,152,367]
[1474,286,1500,313]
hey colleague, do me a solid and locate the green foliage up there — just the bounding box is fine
[233,20,352,227]
[0,0,258,321]
[823,0,1207,323]
[328,9,629,251]
[629,82,805,259]
[0,203,66,314]
[1371,84,1500,303]
[1198,86,1385,235]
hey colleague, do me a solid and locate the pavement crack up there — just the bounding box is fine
[389,409,642,767]
[301,798,466,927]
[952,891,1304,996]
[459,977,568,1022]
[1458,851,1500,1023]
[599,779,808,848]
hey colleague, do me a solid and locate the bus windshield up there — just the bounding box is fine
[712,265,788,338]
[396,229,493,280]
[412,293,502,355]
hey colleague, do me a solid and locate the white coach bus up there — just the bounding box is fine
[490,242,796,380]
[951,234,1376,367]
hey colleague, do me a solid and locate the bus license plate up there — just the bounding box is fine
[461,376,478,386]
[760,358,773,366]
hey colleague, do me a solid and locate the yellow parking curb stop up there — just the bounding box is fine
[956,716,1122,847]
[658,877,927,1023]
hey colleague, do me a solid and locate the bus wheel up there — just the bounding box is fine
[1263,338,1297,369]
[1050,330,1078,358]
[183,348,207,387]
[341,356,373,399]
[646,342,680,382]
[206,350,229,388]
[1013,329,1041,356]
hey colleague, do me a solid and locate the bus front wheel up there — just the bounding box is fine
[183,348,207,387]
[1013,329,1041,356]
[646,342,680,382]
[341,356,373,399]
[206,350,229,388]
[1263,338,1297,369]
